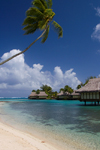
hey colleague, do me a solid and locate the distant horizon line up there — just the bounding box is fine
[0,97,28,99]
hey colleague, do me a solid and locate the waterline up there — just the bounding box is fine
[0,99,100,150]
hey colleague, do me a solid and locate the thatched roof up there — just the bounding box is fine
[57,91,64,96]
[38,91,48,96]
[29,91,48,97]
[57,91,70,96]
[76,78,100,93]
[29,92,37,97]
[71,91,80,96]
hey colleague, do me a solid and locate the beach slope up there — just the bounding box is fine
[0,122,58,150]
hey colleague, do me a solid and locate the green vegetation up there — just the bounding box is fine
[31,77,98,99]
[59,85,73,94]
[40,85,52,93]
[36,89,40,94]
[76,84,82,89]
[52,91,57,99]
[64,85,73,94]
[40,84,52,99]
[59,88,64,92]
[0,0,63,65]
[32,84,73,99]
[32,90,36,92]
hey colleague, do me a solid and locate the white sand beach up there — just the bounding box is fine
[0,101,93,150]
[0,101,96,150]
[0,121,57,150]
[0,102,76,150]
[0,121,77,150]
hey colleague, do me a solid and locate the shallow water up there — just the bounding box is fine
[0,99,100,150]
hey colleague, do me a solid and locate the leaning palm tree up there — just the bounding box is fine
[0,0,63,65]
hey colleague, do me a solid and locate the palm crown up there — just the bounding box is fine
[0,0,63,65]
[22,0,63,43]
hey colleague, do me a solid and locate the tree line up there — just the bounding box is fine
[32,84,74,99]
[32,76,98,99]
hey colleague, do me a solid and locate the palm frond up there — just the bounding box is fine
[40,0,47,9]
[23,23,38,35]
[52,21,63,38]
[47,0,52,8]
[38,19,48,30]
[41,25,50,43]
[44,9,55,19]
[26,7,43,19]
[22,16,37,26]
[33,0,46,12]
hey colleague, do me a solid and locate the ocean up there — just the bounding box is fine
[0,98,100,150]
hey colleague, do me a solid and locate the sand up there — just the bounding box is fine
[0,121,58,150]
[0,102,79,150]
[0,121,77,150]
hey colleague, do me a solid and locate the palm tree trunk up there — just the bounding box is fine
[0,28,47,65]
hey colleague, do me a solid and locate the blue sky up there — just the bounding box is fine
[0,0,100,97]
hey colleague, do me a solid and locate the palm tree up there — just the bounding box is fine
[64,85,73,94]
[0,0,63,65]
[40,84,52,93]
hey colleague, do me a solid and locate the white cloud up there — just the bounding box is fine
[0,49,81,97]
[91,23,100,42]
[95,7,100,17]
[33,64,43,71]
[91,7,100,42]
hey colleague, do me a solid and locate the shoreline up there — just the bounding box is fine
[0,102,59,150]
[0,121,79,150]
[0,113,76,150]
[0,121,58,150]
[0,101,95,150]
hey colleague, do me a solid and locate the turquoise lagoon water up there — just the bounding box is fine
[0,98,100,150]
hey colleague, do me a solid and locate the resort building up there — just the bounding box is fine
[57,91,70,100]
[70,91,80,100]
[29,92,37,99]
[37,91,48,99]
[28,91,48,99]
[76,78,100,105]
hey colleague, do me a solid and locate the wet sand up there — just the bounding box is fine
[0,101,76,150]
[0,121,58,150]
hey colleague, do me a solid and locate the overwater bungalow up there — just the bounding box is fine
[37,91,48,99]
[28,91,48,99]
[28,92,37,99]
[76,78,100,105]
[70,91,80,100]
[57,91,70,100]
